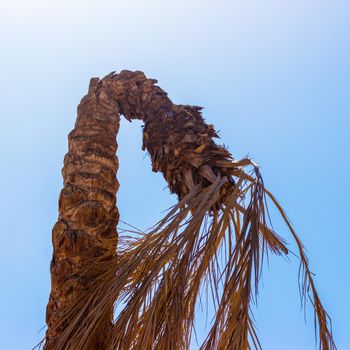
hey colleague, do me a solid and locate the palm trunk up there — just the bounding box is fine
[44,79,120,349]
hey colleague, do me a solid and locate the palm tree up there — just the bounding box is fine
[44,70,335,349]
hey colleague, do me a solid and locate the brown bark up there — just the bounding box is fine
[102,70,236,199]
[45,80,120,349]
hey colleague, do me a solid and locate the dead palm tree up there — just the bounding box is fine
[43,70,336,350]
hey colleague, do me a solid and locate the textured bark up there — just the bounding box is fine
[102,70,236,199]
[45,81,120,349]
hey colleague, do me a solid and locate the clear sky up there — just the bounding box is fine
[0,0,349,349]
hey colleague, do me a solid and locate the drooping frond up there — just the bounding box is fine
[265,189,336,350]
[51,160,335,350]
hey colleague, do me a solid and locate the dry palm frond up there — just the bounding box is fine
[52,161,335,350]
[43,70,335,350]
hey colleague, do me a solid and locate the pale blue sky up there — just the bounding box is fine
[0,0,349,349]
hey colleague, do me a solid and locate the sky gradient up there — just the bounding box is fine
[0,0,349,349]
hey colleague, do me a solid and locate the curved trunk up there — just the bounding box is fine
[45,70,235,348]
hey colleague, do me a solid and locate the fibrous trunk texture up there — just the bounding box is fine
[45,82,120,349]
[44,71,335,350]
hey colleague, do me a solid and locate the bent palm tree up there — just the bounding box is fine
[44,70,335,350]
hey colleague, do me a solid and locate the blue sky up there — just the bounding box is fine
[0,0,349,349]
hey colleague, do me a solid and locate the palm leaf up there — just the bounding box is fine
[51,159,335,350]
